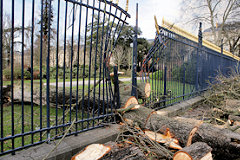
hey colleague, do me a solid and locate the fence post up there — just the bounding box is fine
[0,0,2,153]
[113,66,120,109]
[131,3,138,97]
[163,66,167,106]
[221,39,223,54]
[195,22,202,92]
[183,65,186,100]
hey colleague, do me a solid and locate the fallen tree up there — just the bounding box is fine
[123,106,240,159]
[119,82,151,101]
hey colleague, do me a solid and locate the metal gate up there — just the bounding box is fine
[0,0,130,155]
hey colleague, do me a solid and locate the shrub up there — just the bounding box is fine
[14,68,23,79]
[171,61,196,84]
[149,70,163,80]
[3,68,11,80]
[33,66,40,72]
[24,70,31,79]
[72,67,79,78]
[57,68,64,79]
[124,69,132,77]
[81,65,89,78]
[3,68,23,80]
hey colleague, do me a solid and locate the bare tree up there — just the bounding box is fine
[222,21,240,55]
[180,0,240,53]
[112,45,126,68]
[2,13,30,68]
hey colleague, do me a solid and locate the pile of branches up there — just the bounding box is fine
[202,70,240,132]
[114,115,174,160]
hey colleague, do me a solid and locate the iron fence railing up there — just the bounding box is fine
[0,0,130,155]
[140,22,239,109]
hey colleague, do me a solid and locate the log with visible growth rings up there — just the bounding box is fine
[119,82,151,100]
[71,144,111,160]
[137,82,151,99]
[173,142,212,160]
[120,96,138,109]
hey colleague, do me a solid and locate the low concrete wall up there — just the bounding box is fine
[156,96,204,117]
[1,125,120,160]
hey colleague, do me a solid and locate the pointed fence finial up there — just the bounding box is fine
[125,0,129,11]
[154,15,160,35]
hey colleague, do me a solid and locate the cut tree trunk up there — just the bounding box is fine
[229,115,240,122]
[101,142,146,160]
[2,85,11,95]
[71,144,111,160]
[123,106,240,159]
[119,84,132,96]
[173,142,212,160]
[2,85,11,103]
[119,82,151,100]
[119,95,138,109]
[137,82,151,100]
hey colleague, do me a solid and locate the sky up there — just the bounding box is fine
[3,0,184,41]
[118,0,182,39]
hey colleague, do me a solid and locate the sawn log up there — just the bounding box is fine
[119,82,151,100]
[123,106,240,159]
[173,142,212,160]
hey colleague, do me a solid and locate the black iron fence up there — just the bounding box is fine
[1,0,239,156]
[0,0,130,155]
[141,22,239,109]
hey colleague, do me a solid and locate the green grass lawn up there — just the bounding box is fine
[148,79,195,105]
[0,104,97,152]
[121,78,194,103]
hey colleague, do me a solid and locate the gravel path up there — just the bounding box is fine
[44,77,142,87]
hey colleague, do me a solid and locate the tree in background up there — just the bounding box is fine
[86,16,149,72]
[116,25,142,69]
[137,38,151,68]
[39,0,54,42]
[2,13,30,68]
[86,15,109,72]
[180,0,240,55]
[35,0,55,66]
[112,45,128,69]
[222,21,240,55]
[87,15,108,49]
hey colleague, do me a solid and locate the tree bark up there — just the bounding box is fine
[2,85,11,103]
[123,106,240,159]
[119,95,138,109]
[137,82,151,100]
[119,82,151,100]
[119,83,132,96]
[229,115,240,122]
